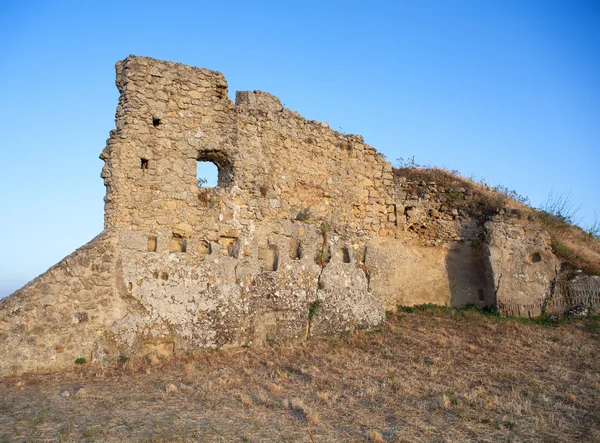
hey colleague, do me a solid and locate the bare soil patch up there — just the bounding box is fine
[1,308,598,442]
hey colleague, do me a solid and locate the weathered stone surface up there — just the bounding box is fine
[548,275,600,315]
[0,56,571,377]
[366,237,495,310]
[485,217,559,317]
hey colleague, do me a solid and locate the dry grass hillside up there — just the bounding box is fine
[1,307,598,442]
[394,165,600,277]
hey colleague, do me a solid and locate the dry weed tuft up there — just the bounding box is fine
[183,362,196,375]
[239,394,253,406]
[441,394,452,409]
[318,392,329,403]
[148,354,161,366]
[267,383,282,393]
[367,429,384,441]
[255,392,270,406]
[306,410,320,426]
[290,397,306,411]
[288,397,319,424]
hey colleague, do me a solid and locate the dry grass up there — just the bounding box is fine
[1,308,598,442]
[394,166,527,217]
[535,211,600,276]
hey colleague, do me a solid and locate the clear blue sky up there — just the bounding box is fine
[1,0,598,298]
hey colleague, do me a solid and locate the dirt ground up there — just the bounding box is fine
[1,307,598,442]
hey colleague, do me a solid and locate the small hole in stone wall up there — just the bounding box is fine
[141,158,149,170]
[197,240,211,255]
[215,84,227,99]
[152,117,161,127]
[218,236,238,257]
[341,246,351,264]
[160,272,169,281]
[315,243,332,267]
[147,236,157,252]
[229,238,241,258]
[531,252,542,263]
[478,289,485,301]
[128,282,133,291]
[289,238,303,260]
[259,243,279,271]
[169,234,187,253]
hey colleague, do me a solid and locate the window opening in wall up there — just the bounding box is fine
[197,160,219,188]
[258,243,279,271]
[229,238,241,258]
[341,246,351,263]
[289,238,302,260]
[147,236,157,252]
[152,117,161,127]
[197,150,233,189]
[141,158,149,170]
[197,240,211,255]
[218,236,239,257]
[169,233,187,253]
[478,289,485,301]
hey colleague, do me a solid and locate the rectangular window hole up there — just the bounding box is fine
[341,246,351,263]
[289,238,302,260]
[258,243,279,271]
[218,236,240,258]
[147,236,157,252]
[152,117,161,127]
[169,233,187,253]
[197,240,211,255]
[141,158,149,170]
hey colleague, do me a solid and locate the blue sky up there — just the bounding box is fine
[1,0,598,298]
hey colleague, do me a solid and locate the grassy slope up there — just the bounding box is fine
[394,167,600,276]
[1,308,598,442]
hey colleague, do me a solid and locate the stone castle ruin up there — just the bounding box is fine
[1,56,597,376]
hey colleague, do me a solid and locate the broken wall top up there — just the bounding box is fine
[100,56,397,247]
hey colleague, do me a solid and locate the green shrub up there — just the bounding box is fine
[308,300,322,320]
[551,240,571,257]
[397,305,414,313]
[296,207,311,221]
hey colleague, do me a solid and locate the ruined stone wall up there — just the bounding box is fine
[0,56,567,376]
[0,232,123,375]
[101,57,396,250]
[485,217,559,317]
[547,275,600,316]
